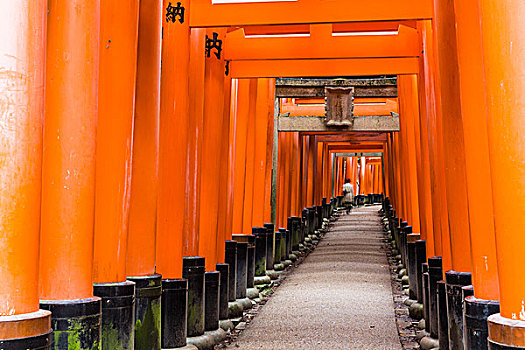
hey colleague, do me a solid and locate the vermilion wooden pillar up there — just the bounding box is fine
[480,1,525,343]
[276,132,286,230]
[352,157,358,197]
[252,79,272,228]
[385,139,394,204]
[290,133,301,217]
[333,156,339,197]
[306,136,316,207]
[322,145,329,200]
[359,156,365,196]
[433,0,472,274]
[185,28,206,255]
[225,79,239,237]
[157,0,191,279]
[241,80,258,235]
[39,0,102,347]
[231,79,251,233]
[399,75,421,233]
[453,0,499,302]
[198,28,227,271]
[314,141,324,205]
[216,73,233,262]
[283,133,293,225]
[92,2,140,347]
[283,136,290,221]
[93,0,139,284]
[415,21,436,257]
[385,141,392,200]
[392,134,404,218]
[0,1,51,345]
[301,135,309,208]
[40,0,99,303]
[397,102,414,226]
[127,0,162,279]
[338,157,345,196]
[391,135,401,216]
[376,164,382,194]
[421,19,451,270]
[263,93,275,223]
[126,2,163,348]
[407,73,431,244]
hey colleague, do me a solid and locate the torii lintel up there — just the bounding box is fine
[190,0,433,27]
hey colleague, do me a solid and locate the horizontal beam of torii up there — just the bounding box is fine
[230,57,419,78]
[278,115,399,132]
[299,132,389,142]
[281,98,399,116]
[334,153,383,157]
[189,0,433,27]
[314,133,388,143]
[276,77,397,98]
[225,24,419,61]
[328,144,385,152]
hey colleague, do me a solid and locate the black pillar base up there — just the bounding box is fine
[252,228,267,277]
[182,257,206,338]
[284,229,291,260]
[0,331,53,350]
[428,256,443,339]
[292,217,301,251]
[445,270,472,350]
[415,240,427,303]
[215,263,229,320]
[235,242,248,299]
[247,245,255,289]
[263,223,275,270]
[407,238,418,301]
[464,296,500,350]
[423,267,430,334]
[279,229,287,262]
[437,280,449,350]
[224,241,238,301]
[127,274,162,350]
[204,271,220,332]
[40,297,102,350]
[301,209,308,244]
[274,230,282,264]
[93,281,136,350]
[161,279,187,348]
[401,224,411,268]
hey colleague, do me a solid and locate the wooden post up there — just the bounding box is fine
[0,1,51,346]
[39,0,102,347]
[480,1,525,346]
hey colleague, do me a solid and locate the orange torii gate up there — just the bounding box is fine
[230,57,419,79]
[224,23,419,61]
[281,98,399,117]
[6,0,525,348]
[189,0,433,27]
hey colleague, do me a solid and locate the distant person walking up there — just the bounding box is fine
[343,179,354,213]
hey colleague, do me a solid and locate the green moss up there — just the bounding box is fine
[134,297,161,349]
[101,324,124,350]
[53,316,101,350]
[187,290,204,336]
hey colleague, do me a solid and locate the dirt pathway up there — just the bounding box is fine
[227,206,401,350]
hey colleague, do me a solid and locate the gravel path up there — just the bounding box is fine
[226,205,401,350]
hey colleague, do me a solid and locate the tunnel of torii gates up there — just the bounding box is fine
[2,0,525,349]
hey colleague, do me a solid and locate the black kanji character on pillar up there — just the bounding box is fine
[205,33,223,59]
[225,61,230,76]
[166,2,185,24]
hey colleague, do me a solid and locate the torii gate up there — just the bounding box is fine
[189,0,433,27]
